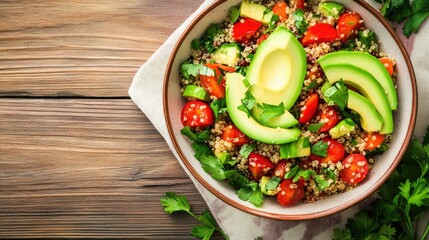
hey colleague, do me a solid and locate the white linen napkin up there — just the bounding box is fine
[129,1,429,239]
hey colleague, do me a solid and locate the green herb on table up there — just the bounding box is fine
[160,192,228,240]
[375,0,429,37]
[333,126,429,240]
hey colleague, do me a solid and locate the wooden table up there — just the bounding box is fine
[0,0,212,238]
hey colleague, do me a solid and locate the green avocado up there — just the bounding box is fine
[321,64,393,134]
[259,176,280,196]
[246,26,307,110]
[318,51,397,110]
[225,73,301,144]
[329,118,356,139]
[280,136,311,159]
[318,2,344,18]
[347,90,383,132]
[212,43,241,67]
[251,104,298,129]
[240,1,267,22]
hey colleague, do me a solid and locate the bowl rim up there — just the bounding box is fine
[162,0,417,220]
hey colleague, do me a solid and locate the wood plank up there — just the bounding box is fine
[0,0,204,97]
[0,98,210,238]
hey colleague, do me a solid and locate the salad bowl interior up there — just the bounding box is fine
[163,0,417,220]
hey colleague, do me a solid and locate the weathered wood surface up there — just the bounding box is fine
[0,0,212,238]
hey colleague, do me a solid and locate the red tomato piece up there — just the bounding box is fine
[337,12,363,43]
[233,18,262,43]
[379,57,394,76]
[206,63,236,73]
[301,23,339,46]
[363,132,385,151]
[276,178,305,206]
[248,152,274,181]
[317,106,340,132]
[272,160,288,179]
[295,0,305,9]
[272,2,288,21]
[310,137,345,165]
[257,34,269,45]
[340,154,369,184]
[181,100,215,127]
[199,64,225,99]
[299,93,319,124]
[222,124,249,146]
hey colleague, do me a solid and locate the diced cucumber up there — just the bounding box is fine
[240,1,267,22]
[329,118,356,139]
[182,85,209,101]
[318,2,344,18]
[212,43,241,67]
[280,136,311,159]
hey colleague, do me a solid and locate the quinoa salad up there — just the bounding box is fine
[178,0,397,207]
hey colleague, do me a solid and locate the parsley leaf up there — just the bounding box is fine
[160,192,228,240]
[238,86,256,117]
[160,192,191,214]
[191,142,212,161]
[210,98,227,120]
[237,182,264,207]
[311,140,329,157]
[265,176,281,191]
[256,102,285,123]
[225,170,250,189]
[180,63,215,80]
[201,24,222,52]
[323,80,348,110]
[229,6,240,23]
[239,144,255,159]
[293,9,309,36]
[181,126,210,142]
[307,123,324,132]
[293,169,316,182]
[266,14,280,33]
[284,165,299,179]
[191,39,201,50]
[201,155,226,180]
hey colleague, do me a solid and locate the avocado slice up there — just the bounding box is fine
[347,90,383,132]
[240,1,267,22]
[318,51,397,110]
[259,176,280,196]
[251,104,298,129]
[318,2,344,18]
[280,136,311,159]
[329,118,356,139]
[247,26,307,110]
[225,73,301,144]
[321,64,393,134]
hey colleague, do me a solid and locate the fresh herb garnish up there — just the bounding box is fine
[304,80,319,91]
[293,9,309,36]
[375,0,429,37]
[201,155,226,181]
[265,176,281,191]
[323,80,348,110]
[181,63,215,80]
[293,169,316,182]
[239,144,256,159]
[191,39,201,50]
[210,98,227,120]
[237,86,256,118]
[181,126,210,142]
[229,6,240,23]
[266,14,280,33]
[311,140,329,157]
[256,102,285,123]
[237,182,264,207]
[314,169,336,191]
[225,170,250,189]
[201,23,222,52]
[284,165,300,179]
[160,192,228,240]
[308,123,325,132]
[333,126,429,240]
[191,142,212,161]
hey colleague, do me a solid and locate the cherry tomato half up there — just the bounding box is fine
[271,160,288,179]
[222,124,249,146]
[248,152,274,181]
[200,64,225,99]
[295,0,305,10]
[257,34,269,45]
[233,18,262,43]
[181,100,215,127]
[337,12,363,44]
[276,178,305,206]
[363,132,385,151]
[317,106,340,132]
[310,137,345,165]
[340,154,369,184]
[299,93,319,124]
[302,23,339,46]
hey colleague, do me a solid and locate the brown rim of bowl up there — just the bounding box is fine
[163,0,417,220]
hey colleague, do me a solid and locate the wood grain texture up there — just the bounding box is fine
[0,99,211,238]
[0,0,204,97]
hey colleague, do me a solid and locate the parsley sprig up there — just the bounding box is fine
[375,0,429,37]
[160,192,228,240]
[334,126,429,240]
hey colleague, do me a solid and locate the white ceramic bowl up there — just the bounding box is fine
[163,0,417,220]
